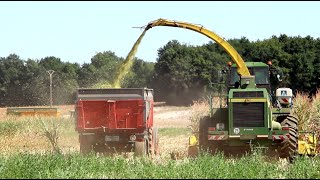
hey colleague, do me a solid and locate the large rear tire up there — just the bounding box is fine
[278,114,298,161]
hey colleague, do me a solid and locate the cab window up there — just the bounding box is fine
[254,67,269,84]
[230,67,269,85]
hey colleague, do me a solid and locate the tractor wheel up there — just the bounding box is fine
[283,115,298,128]
[134,141,147,157]
[79,134,94,154]
[278,115,298,160]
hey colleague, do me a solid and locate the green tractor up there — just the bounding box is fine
[141,18,299,160]
[198,61,298,159]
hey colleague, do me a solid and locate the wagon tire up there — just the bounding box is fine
[134,141,147,157]
[79,134,94,154]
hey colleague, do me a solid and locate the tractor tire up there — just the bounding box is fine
[134,141,147,157]
[79,134,94,154]
[283,115,298,129]
[278,115,298,160]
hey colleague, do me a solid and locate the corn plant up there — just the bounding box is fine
[311,90,320,131]
[311,89,320,152]
[36,116,62,154]
[188,99,209,136]
[292,91,313,131]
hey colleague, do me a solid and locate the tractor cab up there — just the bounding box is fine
[228,62,271,92]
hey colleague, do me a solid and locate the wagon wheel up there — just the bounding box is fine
[79,134,93,154]
[147,128,154,157]
[134,141,147,156]
[153,127,160,156]
[146,127,160,158]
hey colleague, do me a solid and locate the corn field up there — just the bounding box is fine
[292,90,320,144]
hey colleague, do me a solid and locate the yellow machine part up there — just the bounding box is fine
[144,18,251,77]
[20,111,60,117]
[298,140,312,155]
[298,135,318,156]
[7,107,60,117]
[308,134,317,144]
[189,135,198,146]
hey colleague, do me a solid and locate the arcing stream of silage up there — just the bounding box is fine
[112,29,148,88]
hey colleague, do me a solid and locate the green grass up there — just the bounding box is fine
[159,128,192,137]
[0,152,319,179]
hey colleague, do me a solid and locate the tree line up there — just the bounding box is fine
[0,34,319,107]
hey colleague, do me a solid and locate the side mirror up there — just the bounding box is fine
[277,74,282,82]
[270,67,283,82]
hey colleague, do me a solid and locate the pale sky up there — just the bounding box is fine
[1,1,319,64]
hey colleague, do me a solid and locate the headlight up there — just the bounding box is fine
[216,123,225,130]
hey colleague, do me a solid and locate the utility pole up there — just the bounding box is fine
[46,70,55,107]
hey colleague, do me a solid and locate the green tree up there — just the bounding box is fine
[152,40,227,105]
[38,56,80,105]
[0,54,27,106]
[91,51,122,87]
[121,58,155,88]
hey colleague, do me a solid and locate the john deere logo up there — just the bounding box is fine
[234,128,240,134]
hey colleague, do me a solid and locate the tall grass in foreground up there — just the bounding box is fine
[0,152,319,179]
